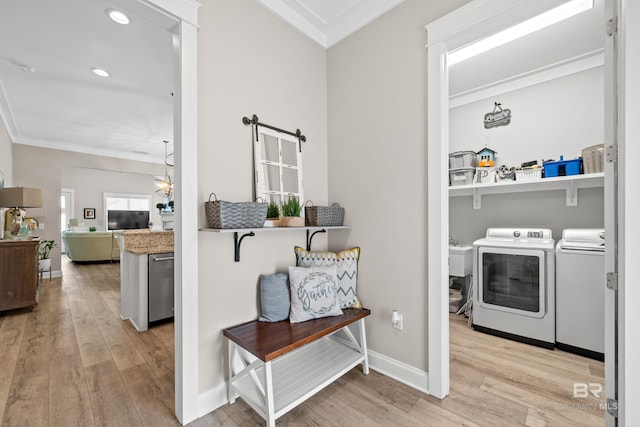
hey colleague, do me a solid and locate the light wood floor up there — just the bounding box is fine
[0,259,604,426]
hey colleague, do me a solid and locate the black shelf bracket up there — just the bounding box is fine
[306,229,327,251]
[234,231,255,262]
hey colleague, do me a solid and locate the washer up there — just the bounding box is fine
[556,228,605,360]
[472,228,555,348]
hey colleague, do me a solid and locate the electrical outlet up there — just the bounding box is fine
[392,311,403,330]
[393,314,403,330]
[39,223,45,229]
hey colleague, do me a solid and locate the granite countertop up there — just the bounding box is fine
[122,230,174,254]
[126,245,174,255]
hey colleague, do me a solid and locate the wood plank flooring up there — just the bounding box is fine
[0,259,604,426]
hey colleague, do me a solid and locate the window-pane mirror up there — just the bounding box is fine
[254,128,304,210]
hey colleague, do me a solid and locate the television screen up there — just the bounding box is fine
[107,210,150,230]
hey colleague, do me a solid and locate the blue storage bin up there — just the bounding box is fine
[544,156,582,178]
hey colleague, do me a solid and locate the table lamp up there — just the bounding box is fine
[0,187,43,239]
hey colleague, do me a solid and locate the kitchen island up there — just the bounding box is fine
[116,230,174,331]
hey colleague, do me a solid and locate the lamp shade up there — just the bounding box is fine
[0,187,43,208]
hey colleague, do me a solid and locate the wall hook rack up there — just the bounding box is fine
[306,228,326,251]
[234,231,255,262]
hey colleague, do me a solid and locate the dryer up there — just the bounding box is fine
[472,228,555,348]
[556,228,605,360]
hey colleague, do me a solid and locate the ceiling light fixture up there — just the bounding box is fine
[154,140,174,199]
[448,0,594,66]
[91,68,110,77]
[107,9,130,25]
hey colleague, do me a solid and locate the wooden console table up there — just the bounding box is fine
[0,238,39,312]
[223,308,370,426]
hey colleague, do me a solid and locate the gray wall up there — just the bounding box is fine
[327,0,470,372]
[0,118,12,186]
[196,0,329,394]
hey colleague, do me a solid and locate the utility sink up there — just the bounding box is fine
[449,245,472,277]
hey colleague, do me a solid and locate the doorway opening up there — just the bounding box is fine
[426,1,614,423]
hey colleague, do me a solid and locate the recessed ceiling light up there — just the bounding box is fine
[107,9,130,25]
[91,68,110,77]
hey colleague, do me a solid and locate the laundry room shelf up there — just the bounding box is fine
[449,173,604,209]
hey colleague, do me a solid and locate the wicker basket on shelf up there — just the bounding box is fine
[205,193,267,229]
[304,202,344,226]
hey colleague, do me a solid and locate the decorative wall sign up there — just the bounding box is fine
[484,102,511,129]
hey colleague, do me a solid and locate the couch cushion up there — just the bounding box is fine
[62,231,120,262]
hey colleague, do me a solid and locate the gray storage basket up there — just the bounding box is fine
[205,193,267,229]
[304,202,345,226]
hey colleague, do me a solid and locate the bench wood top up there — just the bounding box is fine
[223,308,371,362]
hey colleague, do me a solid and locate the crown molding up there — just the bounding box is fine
[255,0,405,48]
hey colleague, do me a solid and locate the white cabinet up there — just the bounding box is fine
[120,250,150,331]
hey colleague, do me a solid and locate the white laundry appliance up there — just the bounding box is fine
[555,228,605,360]
[472,228,555,348]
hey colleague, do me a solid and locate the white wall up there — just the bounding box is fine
[0,118,12,186]
[327,0,470,374]
[449,188,604,246]
[196,0,328,398]
[13,144,164,272]
[61,166,165,230]
[450,66,604,167]
[449,66,605,244]
[621,0,640,422]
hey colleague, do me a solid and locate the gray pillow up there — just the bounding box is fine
[258,273,290,322]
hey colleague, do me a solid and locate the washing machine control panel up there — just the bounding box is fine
[527,231,544,238]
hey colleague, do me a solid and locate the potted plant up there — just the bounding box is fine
[38,239,57,271]
[264,201,281,227]
[280,197,304,227]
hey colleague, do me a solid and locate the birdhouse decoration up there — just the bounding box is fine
[477,147,497,167]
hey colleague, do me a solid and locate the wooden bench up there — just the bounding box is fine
[223,308,371,426]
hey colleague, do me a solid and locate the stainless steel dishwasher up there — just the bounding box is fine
[148,252,174,324]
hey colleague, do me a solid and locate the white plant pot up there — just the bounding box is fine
[38,258,51,271]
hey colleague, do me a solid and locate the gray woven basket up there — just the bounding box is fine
[205,193,267,229]
[305,202,344,226]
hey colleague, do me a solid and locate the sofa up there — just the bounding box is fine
[62,230,120,262]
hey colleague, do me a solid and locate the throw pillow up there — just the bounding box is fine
[288,265,343,323]
[258,273,290,322]
[294,246,360,309]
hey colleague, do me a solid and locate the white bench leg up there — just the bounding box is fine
[359,318,369,375]
[264,361,276,427]
[228,341,236,404]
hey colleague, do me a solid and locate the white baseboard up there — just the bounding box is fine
[195,348,431,420]
[367,349,430,395]
[198,383,228,419]
[41,270,62,279]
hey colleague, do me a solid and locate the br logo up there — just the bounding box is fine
[573,383,603,398]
